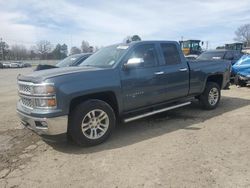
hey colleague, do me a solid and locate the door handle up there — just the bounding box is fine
[154,71,164,75]
[179,68,188,72]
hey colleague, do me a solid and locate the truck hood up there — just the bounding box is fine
[18,66,104,83]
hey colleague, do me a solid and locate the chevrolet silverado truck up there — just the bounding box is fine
[17,41,231,146]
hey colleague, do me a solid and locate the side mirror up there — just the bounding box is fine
[124,58,144,69]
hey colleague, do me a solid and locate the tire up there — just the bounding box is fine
[199,82,221,110]
[68,99,116,146]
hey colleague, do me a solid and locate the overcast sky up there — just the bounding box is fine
[0,0,250,49]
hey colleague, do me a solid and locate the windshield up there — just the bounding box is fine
[80,44,128,68]
[56,54,82,67]
[197,51,225,60]
[182,41,190,48]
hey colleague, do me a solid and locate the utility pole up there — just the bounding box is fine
[0,38,3,60]
[206,41,209,50]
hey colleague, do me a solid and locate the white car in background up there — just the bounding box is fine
[10,61,24,68]
[2,62,11,68]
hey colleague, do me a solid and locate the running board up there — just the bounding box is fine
[123,101,191,123]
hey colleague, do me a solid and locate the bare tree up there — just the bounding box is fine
[235,24,250,47]
[29,46,37,60]
[81,40,90,53]
[70,46,81,55]
[10,45,27,60]
[36,40,52,59]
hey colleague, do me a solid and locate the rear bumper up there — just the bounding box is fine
[17,111,68,136]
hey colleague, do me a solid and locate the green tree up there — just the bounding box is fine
[70,46,81,55]
[61,44,68,57]
[131,35,141,42]
[123,35,142,43]
[50,44,68,59]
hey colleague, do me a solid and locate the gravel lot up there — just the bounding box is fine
[0,68,250,188]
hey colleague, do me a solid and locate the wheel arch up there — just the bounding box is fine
[69,91,119,118]
[204,74,223,90]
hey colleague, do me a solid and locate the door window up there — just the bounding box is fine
[128,44,158,67]
[161,44,181,65]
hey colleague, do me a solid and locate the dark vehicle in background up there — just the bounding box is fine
[35,53,92,71]
[17,41,231,146]
[225,42,243,51]
[0,62,3,68]
[197,50,243,65]
[232,55,250,86]
[23,63,32,67]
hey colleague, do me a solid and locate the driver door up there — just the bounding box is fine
[120,43,162,112]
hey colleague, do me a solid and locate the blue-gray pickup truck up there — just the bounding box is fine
[17,41,231,146]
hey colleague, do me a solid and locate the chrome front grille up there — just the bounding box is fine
[20,96,33,109]
[18,81,33,109]
[18,82,32,95]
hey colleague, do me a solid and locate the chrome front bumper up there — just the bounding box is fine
[17,111,68,135]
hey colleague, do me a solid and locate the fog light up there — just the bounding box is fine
[35,121,48,128]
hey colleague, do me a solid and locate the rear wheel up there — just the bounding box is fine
[68,99,116,146]
[199,82,221,110]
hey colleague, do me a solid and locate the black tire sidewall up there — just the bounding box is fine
[69,100,116,146]
[200,82,221,110]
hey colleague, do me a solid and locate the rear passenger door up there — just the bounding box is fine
[157,43,189,101]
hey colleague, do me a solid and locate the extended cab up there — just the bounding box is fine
[17,41,231,146]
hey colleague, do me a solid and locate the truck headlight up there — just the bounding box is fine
[33,85,55,95]
[34,98,57,108]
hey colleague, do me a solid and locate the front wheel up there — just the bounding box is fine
[68,100,116,146]
[199,82,221,110]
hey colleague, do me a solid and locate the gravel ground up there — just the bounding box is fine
[0,68,250,188]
